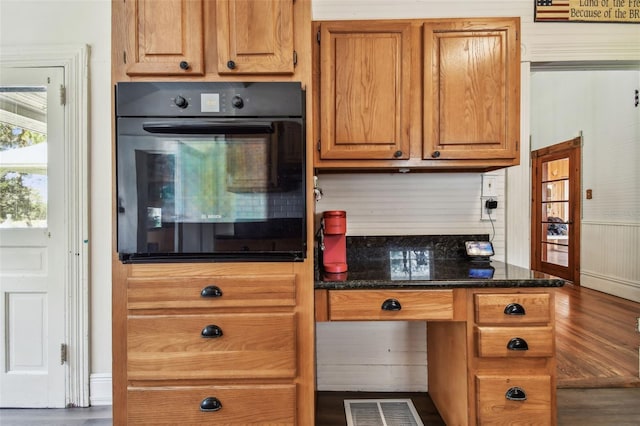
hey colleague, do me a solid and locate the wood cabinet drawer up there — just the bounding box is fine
[127,384,296,425]
[127,275,296,310]
[329,290,453,321]
[476,375,552,425]
[127,313,296,380]
[476,326,554,358]
[475,293,551,325]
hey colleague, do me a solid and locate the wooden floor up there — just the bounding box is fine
[555,282,640,388]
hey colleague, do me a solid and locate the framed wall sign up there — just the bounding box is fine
[535,0,640,23]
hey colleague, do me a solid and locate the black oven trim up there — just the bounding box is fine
[115,82,307,264]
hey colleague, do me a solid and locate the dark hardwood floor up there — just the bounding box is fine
[555,282,640,388]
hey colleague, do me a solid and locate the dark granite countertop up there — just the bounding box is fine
[315,235,565,290]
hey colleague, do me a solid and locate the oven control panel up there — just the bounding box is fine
[116,81,303,118]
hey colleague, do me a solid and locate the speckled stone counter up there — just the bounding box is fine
[315,235,564,289]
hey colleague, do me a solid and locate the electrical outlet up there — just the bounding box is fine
[480,196,497,221]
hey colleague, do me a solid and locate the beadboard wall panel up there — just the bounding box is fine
[315,172,505,258]
[582,222,640,302]
[316,321,427,391]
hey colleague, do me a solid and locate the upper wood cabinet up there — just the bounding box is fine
[423,19,520,162]
[216,0,295,74]
[318,21,413,160]
[125,0,205,76]
[314,18,521,171]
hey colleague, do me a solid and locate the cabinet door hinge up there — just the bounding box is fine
[60,343,67,365]
[317,140,321,152]
[59,85,66,106]
[293,50,298,66]
[316,30,321,44]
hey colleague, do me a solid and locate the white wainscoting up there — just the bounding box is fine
[581,221,640,302]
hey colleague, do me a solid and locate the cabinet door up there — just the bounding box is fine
[125,0,204,76]
[216,0,295,74]
[424,19,519,160]
[319,21,413,160]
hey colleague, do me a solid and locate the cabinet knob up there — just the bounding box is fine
[381,298,402,311]
[179,61,190,70]
[431,151,441,158]
[505,387,527,401]
[507,337,529,351]
[200,286,223,298]
[227,60,236,70]
[504,303,526,315]
[201,325,223,338]
[393,150,403,158]
[200,397,222,412]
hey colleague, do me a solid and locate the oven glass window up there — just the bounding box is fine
[116,119,305,261]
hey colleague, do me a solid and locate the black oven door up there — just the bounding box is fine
[116,117,306,263]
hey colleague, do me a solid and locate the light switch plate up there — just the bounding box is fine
[482,175,497,197]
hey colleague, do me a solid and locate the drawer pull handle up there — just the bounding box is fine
[201,286,223,298]
[381,298,402,311]
[505,387,527,401]
[200,397,222,412]
[507,337,529,351]
[504,303,526,316]
[201,325,223,338]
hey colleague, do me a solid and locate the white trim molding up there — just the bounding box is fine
[0,44,91,407]
[89,373,113,406]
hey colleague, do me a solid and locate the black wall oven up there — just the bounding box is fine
[115,82,306,263]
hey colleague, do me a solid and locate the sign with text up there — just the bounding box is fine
[535,0,640,22]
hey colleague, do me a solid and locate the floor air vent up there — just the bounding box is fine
[344,399,424,426]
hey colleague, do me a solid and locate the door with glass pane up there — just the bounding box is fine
[531,137,581,283]
[0,67,66,407]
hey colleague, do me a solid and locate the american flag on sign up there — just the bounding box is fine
[535,0,571,21]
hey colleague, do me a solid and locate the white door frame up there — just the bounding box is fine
[1,45,90,407]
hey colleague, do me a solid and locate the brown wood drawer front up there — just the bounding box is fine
[127,313,296,380]
[127,275,296,310]
[127,384,295,425]
[476,375,552,425]
[476,326,554,358]
[329,290,454,321]
[475,293,551,325]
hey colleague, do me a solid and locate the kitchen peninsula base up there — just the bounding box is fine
[314,236,563,425]
[315,287,559,425]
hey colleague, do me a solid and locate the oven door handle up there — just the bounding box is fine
[142,121,274,135]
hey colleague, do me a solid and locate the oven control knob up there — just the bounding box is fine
[231,95,244,109]
[174,95,188,109]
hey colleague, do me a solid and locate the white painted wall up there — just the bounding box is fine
[531,69,640,302]
[0,0,112,404]
[0,0,637,402]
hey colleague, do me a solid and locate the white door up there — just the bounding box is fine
[0,67,67,407]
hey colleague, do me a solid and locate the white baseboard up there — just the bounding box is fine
[581,271,640,303]
[90,373,112,406]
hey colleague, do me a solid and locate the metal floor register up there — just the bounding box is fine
[344,399,424,426]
